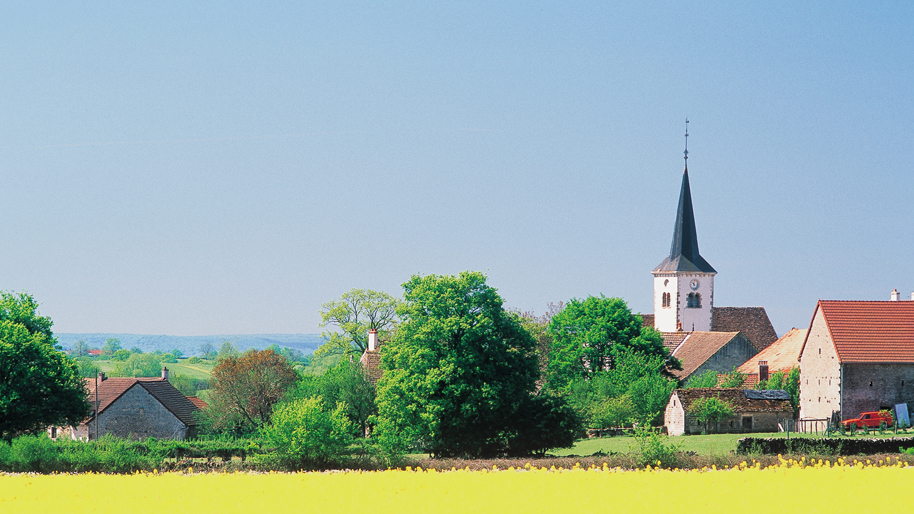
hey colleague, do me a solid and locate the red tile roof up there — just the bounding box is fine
[84,377,201,426]
[814,300,914,363]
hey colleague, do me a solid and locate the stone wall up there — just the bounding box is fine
[842,363,914,419]
[680,410,791,435]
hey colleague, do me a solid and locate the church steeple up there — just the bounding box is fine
[654,121,715,273]
[651,121,716,333]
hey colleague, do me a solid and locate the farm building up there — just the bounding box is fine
[798,299,914,427]
[664,388,793,436]
[52,368,201,441]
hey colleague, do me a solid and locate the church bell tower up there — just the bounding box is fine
[652,121,716,332]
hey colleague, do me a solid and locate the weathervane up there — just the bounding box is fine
[684,118,689,166]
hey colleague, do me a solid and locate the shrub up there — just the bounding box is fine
[630,421,681,468]
[261,396,353,468]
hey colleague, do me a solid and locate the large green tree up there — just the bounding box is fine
[374,271,579,458]
[0,292,89,441]
[316,289,401,356]
[546,295,680,390]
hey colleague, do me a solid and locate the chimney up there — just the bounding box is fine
[98,372,106,381]
[368,329,378,352]
[891,289,900,301]
[676,321,683,332]
[161,367,169,380]
[758,361,769,383]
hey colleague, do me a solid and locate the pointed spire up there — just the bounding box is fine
[653,122,716,274]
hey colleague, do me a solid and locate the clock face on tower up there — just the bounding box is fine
[690,279,700,290]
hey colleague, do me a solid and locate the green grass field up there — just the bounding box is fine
[168,360,216,380]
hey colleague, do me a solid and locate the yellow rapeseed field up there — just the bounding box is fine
[3,459,913,513]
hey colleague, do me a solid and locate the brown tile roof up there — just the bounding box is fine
[186,396,209,410]
[84,377,201,426]
[359,340,385,384]
[671,331,742,379]
[661,332,689,353]
[814,300,914,363]
[639,314,655,330]
[673,388,793,413]
[737,328,806,374]
[712,307,778,351]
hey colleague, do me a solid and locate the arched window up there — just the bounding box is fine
[661,292,671,308]
[687,292,701,308]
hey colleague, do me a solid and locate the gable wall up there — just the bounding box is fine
[799,308,841,421]
[664,391,686,436]
[688,335,757,380]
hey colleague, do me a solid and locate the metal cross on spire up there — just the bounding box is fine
[684,118,689,166]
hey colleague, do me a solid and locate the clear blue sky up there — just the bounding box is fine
[2,2,912,337]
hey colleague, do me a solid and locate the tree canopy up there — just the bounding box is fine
[0,292,89,441]
[546,295,680,390]
[205,349,298,434]
[316,288,400,356]
[374,271,579,458]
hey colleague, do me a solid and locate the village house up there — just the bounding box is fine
[664,387,794,436]
[51,367,202,441]
[798,298,914,428]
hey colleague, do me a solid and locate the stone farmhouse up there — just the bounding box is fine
[51,368,202,441]
[664,387,793,436]
[798,299,914,426]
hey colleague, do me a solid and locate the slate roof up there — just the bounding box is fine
[737,328,806,375]
[672,388,793,413]
[84,377,201,426]
[810,300,914,364]
[653,167,716,274]
[670,331,743,379]
[712,307,778,351]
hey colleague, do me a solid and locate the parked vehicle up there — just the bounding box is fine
[842,411,893,431]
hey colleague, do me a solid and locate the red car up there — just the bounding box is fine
[842,411,893,430]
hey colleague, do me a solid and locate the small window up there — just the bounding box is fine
[686,292,701,308]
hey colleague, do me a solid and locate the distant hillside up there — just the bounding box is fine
[56,333,325,357]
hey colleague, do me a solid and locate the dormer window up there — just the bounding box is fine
[686,292,701,308]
